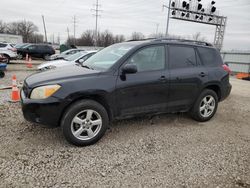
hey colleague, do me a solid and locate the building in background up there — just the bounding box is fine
[0,33,23,44]
[221,51,250,73]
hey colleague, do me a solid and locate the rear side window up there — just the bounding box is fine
[0,43,7,48]
[198,47,223,67]
[169,46,197,69]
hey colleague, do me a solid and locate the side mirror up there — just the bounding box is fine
[78,59,85,64]
[122,64,137,74]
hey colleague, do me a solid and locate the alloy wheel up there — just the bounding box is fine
[71,109,102,140]
[199,95,216,118]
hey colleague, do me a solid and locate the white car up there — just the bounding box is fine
[49,49,85,61]
[38,51,97,71]
[0,42,18,63]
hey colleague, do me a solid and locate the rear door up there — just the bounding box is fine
[168,45,208,111]
[115,45,169,117]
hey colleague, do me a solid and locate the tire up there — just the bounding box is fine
[0,71,5,78]
[190,89,218,122]
[43,54,50,60]
[3,55,10,63]
[61,100,109,146]
[17,53,23,60]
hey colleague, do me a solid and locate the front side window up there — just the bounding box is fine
[126,45,165,72]
[169,46,197,69]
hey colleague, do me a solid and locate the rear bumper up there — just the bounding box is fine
[220,83,232,101]
[21,90,67,127]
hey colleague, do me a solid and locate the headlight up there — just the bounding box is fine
[46,65,57,69]
[30,85,61,99]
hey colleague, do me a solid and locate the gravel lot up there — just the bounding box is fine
[0,64,250,187]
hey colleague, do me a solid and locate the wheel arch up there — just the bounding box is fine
[59,94,114,126]
[203,84,222,101]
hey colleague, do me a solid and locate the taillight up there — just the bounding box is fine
[8,48,17,52]
[222,64,231,74]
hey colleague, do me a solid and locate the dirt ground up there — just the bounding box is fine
[0,62,250,187]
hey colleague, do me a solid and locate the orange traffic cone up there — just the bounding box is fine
[27,57,33,68]
[10,75,20,102]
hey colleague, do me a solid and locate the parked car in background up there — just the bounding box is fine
[38,51,97,71]
[17,44,55,60]
[0,42,18,63]
[49,49,85,61]
[21,39,232,146]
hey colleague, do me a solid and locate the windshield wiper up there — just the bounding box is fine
[81,65,94,70]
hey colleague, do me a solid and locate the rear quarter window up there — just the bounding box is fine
[198,47,223,67]
[0,43,7,48]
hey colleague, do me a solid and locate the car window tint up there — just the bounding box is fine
[198,47,223,66]
[169,46,197,69]
[0,43,7,48]
[127,46,165,72]
[28,45,36,50]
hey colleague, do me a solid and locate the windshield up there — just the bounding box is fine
[65,52,86,61]
[83,43,136,70]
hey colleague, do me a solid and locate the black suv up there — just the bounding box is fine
[17,44,55,60]
[21,39,231,146]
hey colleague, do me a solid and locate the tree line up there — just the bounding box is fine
[0,20,43,43]
[0,19,207,46]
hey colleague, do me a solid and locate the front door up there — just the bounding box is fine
[115,45,169,117]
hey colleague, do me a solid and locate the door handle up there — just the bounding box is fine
[158,76,167,82]
[199,72,207,77]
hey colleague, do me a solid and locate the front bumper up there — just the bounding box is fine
[21,90,67,127]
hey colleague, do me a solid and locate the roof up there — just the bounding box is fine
[124,38,214,48]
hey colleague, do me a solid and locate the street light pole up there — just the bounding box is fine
[165,0,172,37]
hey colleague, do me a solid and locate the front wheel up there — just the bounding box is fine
[61,100,109,146]
[190,89,218,122]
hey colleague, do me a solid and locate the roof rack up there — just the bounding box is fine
[125,38,156,42]
[153,38,213,47]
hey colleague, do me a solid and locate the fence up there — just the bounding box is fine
[221,51,250,73]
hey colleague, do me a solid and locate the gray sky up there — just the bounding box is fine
[1,0,250,50]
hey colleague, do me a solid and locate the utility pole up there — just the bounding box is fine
[155,23,159,35]
[42,15,48,42]
[163,0,172,37]
[73,15,77,45]
[67,27,70,41]
[91,0,102,46]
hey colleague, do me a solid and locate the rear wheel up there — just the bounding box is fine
[190,89,218,122]
[17,53,23,60]
[61,100,109,146]
[3,55,10,63]
[43,54,50,60]
[0,71,5,78]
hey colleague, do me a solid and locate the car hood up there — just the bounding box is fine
[37,59,69,69]
[25,65,100,87]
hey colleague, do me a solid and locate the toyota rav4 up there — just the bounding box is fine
[21,38,232,146]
